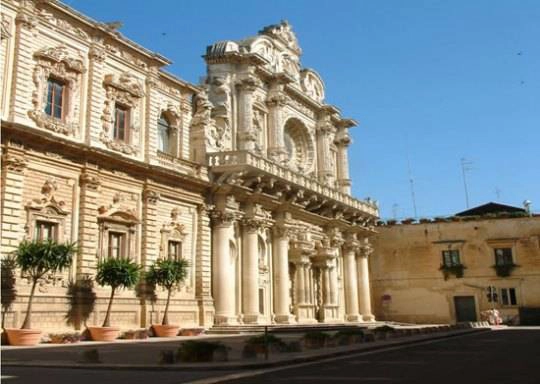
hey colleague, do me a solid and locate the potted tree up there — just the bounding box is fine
[89,257,141,341]
[146,258,189,337]
[6,240,77,346]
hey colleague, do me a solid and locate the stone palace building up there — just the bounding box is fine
[0,0,379,331]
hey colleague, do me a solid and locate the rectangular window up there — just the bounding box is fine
[113,104,129,142]
[45,78,65,119]
[442,249,461,267]
[108,232,126,258]
[167,240,182,260]
[34,221,58,241]
[494,248,513,265]
[500,288,517,306]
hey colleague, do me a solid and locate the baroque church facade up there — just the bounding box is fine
[0,0,379,331]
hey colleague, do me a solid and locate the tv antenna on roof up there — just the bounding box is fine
[461,158,474,208]
[407,154,418,218]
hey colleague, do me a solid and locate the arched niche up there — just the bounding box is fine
[283,117,315,173]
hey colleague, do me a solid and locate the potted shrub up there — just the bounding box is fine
[89,257,141,341]
[146,258,189,337]
[6,240,76,346]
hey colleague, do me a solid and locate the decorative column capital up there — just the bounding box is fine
[236,75,260,92]
[273,224,294,239]
[241,217,267,233]
[143,189,160,205]
[358,240,374,258]
[79,172,100,190]
[15,10,38,33]
[1,153,27,173]
[88,44,107,63]
[210,209,237,227]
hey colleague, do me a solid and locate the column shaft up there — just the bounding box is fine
[212,218,236,325]
[242,224,260,323]
[344,248,360,321]
[273,228,294,323]
[357,255,375,321]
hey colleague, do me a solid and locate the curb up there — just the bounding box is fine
[2,328,489,371]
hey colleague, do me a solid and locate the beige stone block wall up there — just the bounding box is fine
[371,217,540,324]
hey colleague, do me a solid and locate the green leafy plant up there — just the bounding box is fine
[439,264,466,280]
[302,331,331,349]
[146,258,189,325]
[12,240,77,329]
[65,276,96,329]
[1,256,17,329]
[95,257,141,327]
[176,340,229,362]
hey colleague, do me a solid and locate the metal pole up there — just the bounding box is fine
[264,325,269,361]
[461,158,470,208]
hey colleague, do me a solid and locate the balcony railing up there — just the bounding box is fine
[207,151,378,216]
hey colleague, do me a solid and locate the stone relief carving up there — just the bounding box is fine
[300,70,325,103]
[191,89,230,153]
[259,20,301,54]
[1,13,11,40]
[28,45,86,136]
[37,8,90,41]
[100,72,144,155]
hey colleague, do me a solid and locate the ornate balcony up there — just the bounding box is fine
[207,151,378,222]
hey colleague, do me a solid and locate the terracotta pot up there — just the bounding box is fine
[5,328,42,346]
[152,324,179,337]
[87,326,120,341]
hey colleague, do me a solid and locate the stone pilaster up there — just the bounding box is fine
[266,81,288,163]
[144,69,160,163]
[343,235,361,322]
[236,75,258,152]
[86,44,107,145]
[9,8,38,123]
[141,186,160,268]
[196,204,214,327]
[357,239,375,322]
[1,148,27,254]
[77,168,101,278]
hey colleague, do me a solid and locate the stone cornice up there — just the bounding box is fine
[1,120,210,193]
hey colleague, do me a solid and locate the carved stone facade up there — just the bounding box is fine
[1,1,378,332]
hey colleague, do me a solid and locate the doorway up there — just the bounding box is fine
[454,296,477,322]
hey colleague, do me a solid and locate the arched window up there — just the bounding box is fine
[157,114,171,153]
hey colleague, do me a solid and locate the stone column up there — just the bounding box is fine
[343,236,361,322]
[273,225,295,324]
[335,127,352,195]
[237,75,258,152]
[357,240,375,322]
[241,218,263,323]
[266,79,288,163]
[211,209,237,325]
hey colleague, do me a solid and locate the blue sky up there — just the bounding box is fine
[63,0,540,219]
